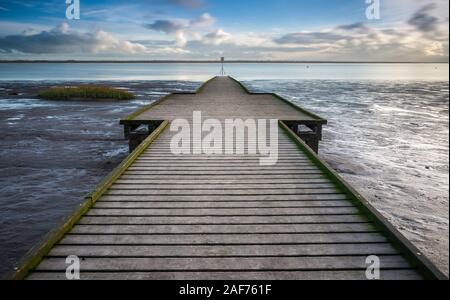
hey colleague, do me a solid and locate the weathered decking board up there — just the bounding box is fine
[27,270,423,280]
[17,77,445,280]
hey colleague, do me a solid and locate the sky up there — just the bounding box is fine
[0,0,448,61]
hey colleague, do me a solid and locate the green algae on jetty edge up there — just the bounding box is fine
[38,85,135,100]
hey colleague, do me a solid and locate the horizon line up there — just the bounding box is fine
[0,60,448,64]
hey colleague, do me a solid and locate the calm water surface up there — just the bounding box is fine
[0,62,448,81]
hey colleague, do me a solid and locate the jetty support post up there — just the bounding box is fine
[123,120,164,152]
[283,121,323,153]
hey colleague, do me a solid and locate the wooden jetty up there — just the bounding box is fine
[14,77,445,280]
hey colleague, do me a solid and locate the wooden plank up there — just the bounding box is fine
[138,155,311,159]
[150,139,297,142]
[78,214,367,225]
[126,166,321,171]
[48,243,397,257]
[114,178,330,184]
[134,158,311,162]
[139,152,313,156]
[86,207,359,216]
[108,183,337,190]
[135,157,312,161]
[131,162,316,167]
[145,149,302,153]
[153,138,296,142]
[59,232,388,245]
[118,174,329,180]
[147,143,301,148]
[27,270,423,280]
[145,148,303,152]
[94,200,353,208]
[70,223,377,234]
[104,188,341,196]
[34,255,411,271]
[149,137,296,141]
[153,137,296,140]
[143,148,309,152]
[99,194,349,202]
[122,170,325,175]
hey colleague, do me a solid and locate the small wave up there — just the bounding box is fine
[103,147,128,158]
[7,114,25,121]
[372,104,443,119]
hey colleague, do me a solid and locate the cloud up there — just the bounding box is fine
[138,9,448,62]
[408,4,439,32]
[275,31,345,45]
[139,2,447,61]
[1,1,447,62]
[270,16,448,62]
[144,13,217,47]
[145,13,216,33]
[190,13,216,28]
[0,23,146,54]
[201,29,232,45]
[144,19,187,46]
[144,20,184,34]
[336,22,371,33]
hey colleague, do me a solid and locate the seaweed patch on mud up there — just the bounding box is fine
[38,85,136,101]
